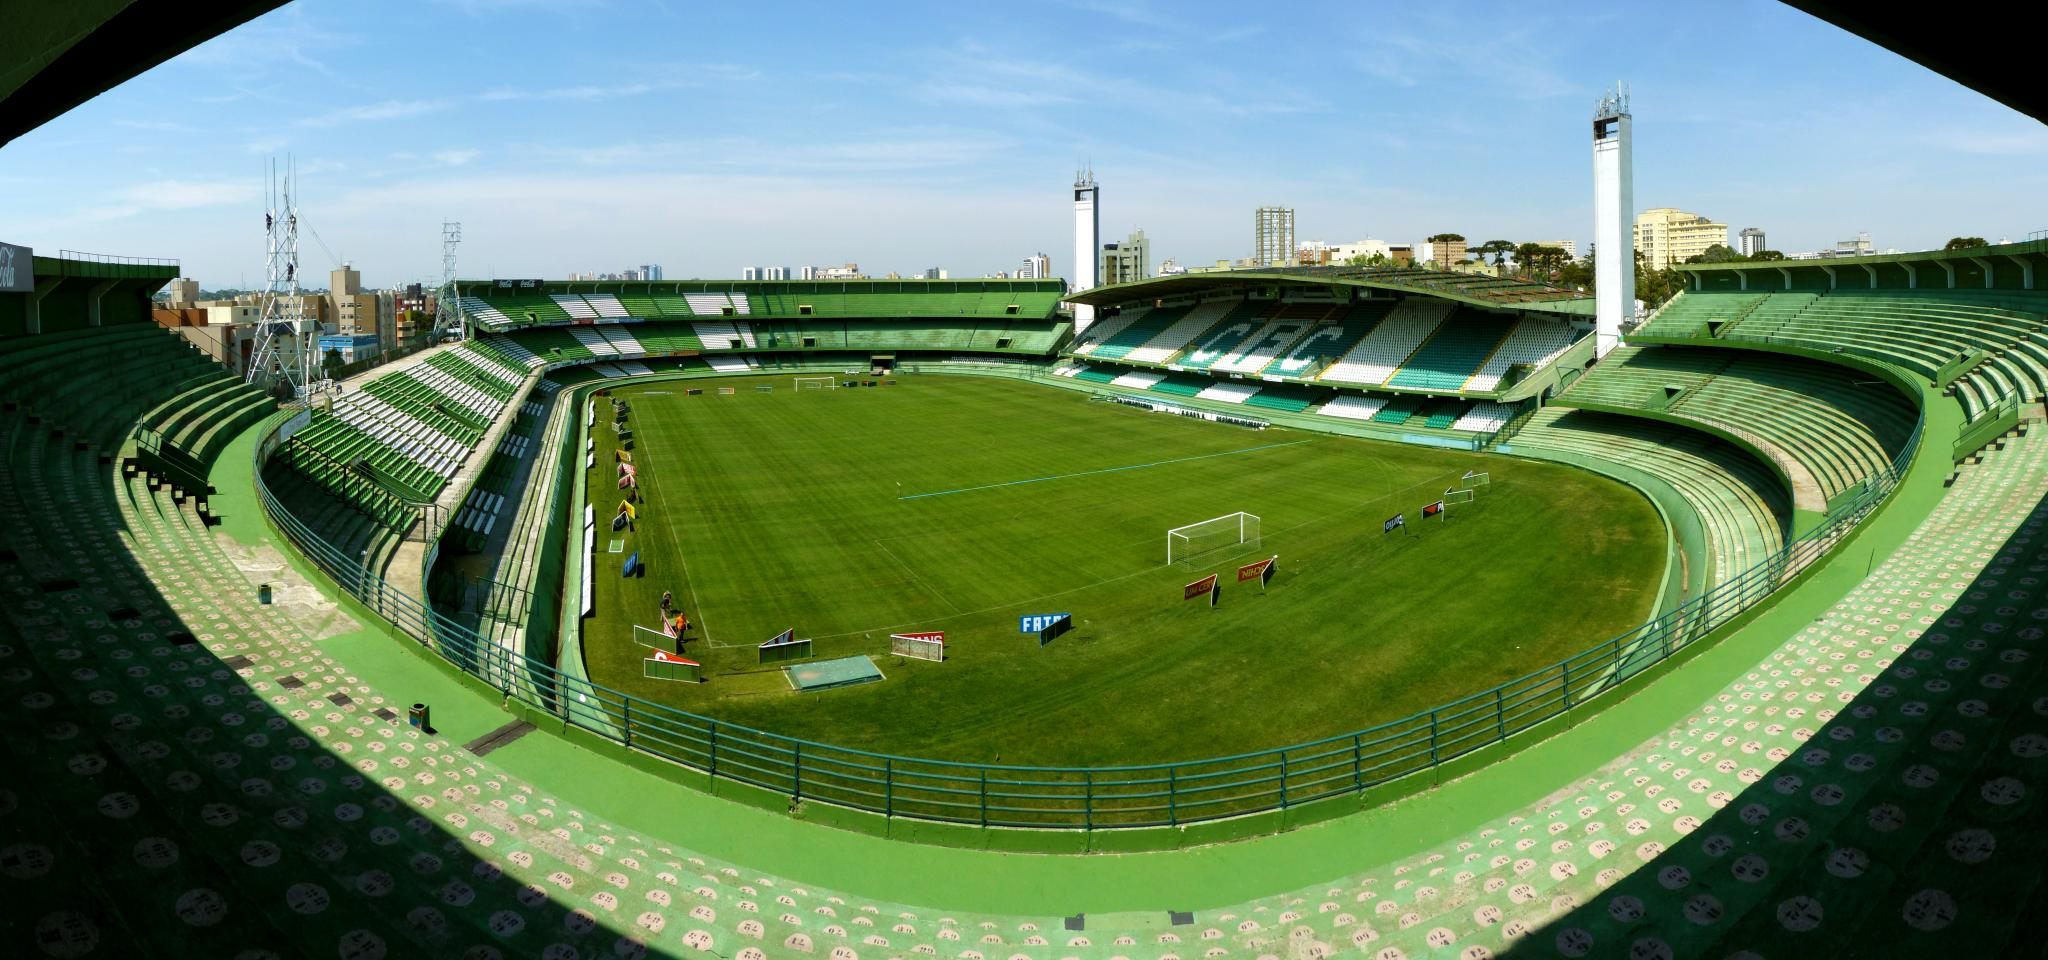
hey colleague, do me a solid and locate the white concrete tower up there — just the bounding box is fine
[1070,167,1100,329]
[1591,85,1633,358]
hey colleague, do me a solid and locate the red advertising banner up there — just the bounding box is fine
[1237,558,1274,582]
[1183,574,1218,600]
[889,631,946,644]
[646,649,698,666]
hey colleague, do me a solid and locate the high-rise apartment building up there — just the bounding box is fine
[1738,227,1766,257]
[1020,253,1051,280]
[1633,207,1729,270]
[1100,229,1149,285]
[1253,207,1295,268]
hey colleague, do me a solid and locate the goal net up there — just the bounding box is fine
[794,376,836,390]
[1167,511,1261,566]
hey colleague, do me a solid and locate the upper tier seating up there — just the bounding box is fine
[1070,308,1145,354]
[1385,309,1516,390]
[1319,298,1455,386]
[1563,345,1917,505]
[1083,306,1187,360]
[690,320,757,350]
[550,294,599,320]
[1172,301,1269,370]
[1260,301,1393,379]
[1213,310,1327,374]
[1126,300,1237,365]
[1643,289,2048,418]
[1462,315,1580,391]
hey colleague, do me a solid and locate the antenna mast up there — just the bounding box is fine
[432,221,464,343]
[247,157,314,395]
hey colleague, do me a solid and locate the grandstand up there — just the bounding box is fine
[10,238,2046,956]
[8,5,2048,951]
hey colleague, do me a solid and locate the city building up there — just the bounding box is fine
[1387,244,1415,266]
[325,264,389,347]
[640,264,663,282]
[916,268,948,280]
[1100,229,1149,285]
[741,266,791,281]
[1322,239,1393,265]
[803,263,864,281]
[1253,206,1295,268]
[165,278,199,308]
[1738,227,1767,257]
[1633,207,1728,270]
[1020,253,1051,280]
[1424,235,1468,265]
[1156,257,1186,276]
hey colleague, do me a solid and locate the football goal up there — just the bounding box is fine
[794,376,837,391]
[1167,511,1261,566]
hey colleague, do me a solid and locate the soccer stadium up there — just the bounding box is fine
[3,3,2046,958]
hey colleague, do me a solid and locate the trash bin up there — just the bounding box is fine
[257,584,272,605]
[408,703,429,729]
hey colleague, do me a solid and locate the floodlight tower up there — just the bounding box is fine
[247,157,314,395]
[432,221,463,343]
[1069,167,1100,329]
[1591,83,1633,358]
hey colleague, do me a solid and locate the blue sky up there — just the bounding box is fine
[2,0,2044,288]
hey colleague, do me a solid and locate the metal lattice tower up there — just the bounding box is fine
[246,157,313,394]
[432,221,463,343]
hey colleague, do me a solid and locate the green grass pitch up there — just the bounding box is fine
[580,374,1663,766]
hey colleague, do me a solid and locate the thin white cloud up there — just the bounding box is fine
[1923,126,2048,156]
[297,99,455,128]
[432,149,481,166]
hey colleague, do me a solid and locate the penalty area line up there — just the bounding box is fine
[897,438,1319,501]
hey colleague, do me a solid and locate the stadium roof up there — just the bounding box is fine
[1783,1,2048,124]
[0,0,287,148]
[1673,236,2048,275]
[1069,267,1595,316]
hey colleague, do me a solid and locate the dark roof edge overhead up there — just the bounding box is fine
[0,0,289,149]
[1780,1,2047,124]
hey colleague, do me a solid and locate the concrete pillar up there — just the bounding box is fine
[86,278,118,326]
[28,276,62,335]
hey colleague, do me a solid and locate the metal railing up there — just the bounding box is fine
[250,389,1925,830]
[54,249,180,267]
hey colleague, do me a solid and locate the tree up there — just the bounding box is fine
[1346,252,1391,268]
[1749,250,1786,262]
[1558,246,1594,292]
[1426,233,1466,243]
[1476,240,1515,266]
[1684,243,1746,264]
[1944,236,1988,250]
[322,348,344,379]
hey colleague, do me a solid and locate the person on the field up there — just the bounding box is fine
[660,591,673,614]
